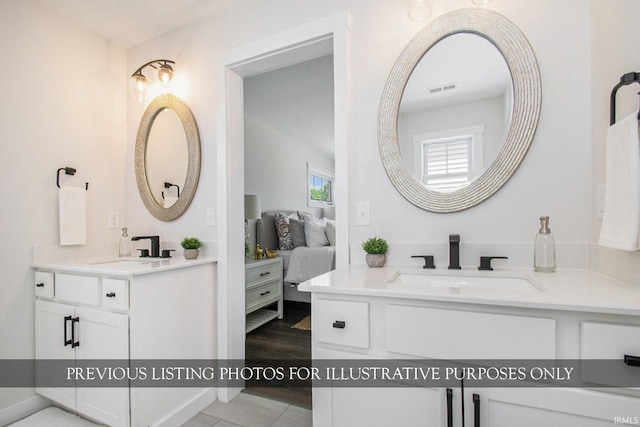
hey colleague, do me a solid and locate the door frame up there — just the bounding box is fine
[215,12,350,402]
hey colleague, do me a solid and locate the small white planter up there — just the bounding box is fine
[365,253,386,268]
[183,248,199,259]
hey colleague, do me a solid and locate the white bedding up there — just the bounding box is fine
[283,246,335,283]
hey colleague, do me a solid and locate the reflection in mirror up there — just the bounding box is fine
[398,33,513,192]
[146,108,188,207]
[378,8,541,212]
[135,93,201,221]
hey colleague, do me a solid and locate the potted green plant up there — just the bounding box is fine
[362,237,388,267]
[181,237,202,259]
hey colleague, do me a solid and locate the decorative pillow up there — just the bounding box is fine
[274,212,297,250]
[297,211,315,222]
[289,218,307,248]
[325,219,336,246]
[304,217,329,248]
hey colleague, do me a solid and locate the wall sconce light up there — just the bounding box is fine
[408,0,432,21]
[130,59,175,100]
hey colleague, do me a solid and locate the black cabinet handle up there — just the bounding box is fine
[64,316,72,346]
[36,283,45,288]
[446,388,453,427]
[106,292,116,298]
[624,354,640,367]
[71,317,80,348]
[259,271,271,277]
[333,320,346,329]
[260,290,271,296]
[473,393,480,427]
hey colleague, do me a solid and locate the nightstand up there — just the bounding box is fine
[245,257,283,333]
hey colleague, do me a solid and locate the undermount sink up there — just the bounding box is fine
[388,271,545,292]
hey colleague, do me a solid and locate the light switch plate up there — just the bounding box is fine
[108,211,119,229]
[355,202,370,226]
[206,207,216,226]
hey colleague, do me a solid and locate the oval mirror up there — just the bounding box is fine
[379,8,541,212]
[135,93,201,221]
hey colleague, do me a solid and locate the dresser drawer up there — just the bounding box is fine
[55,274,100,306]
[34,271,54,298]
[581,321,640,386]
[246,261,282,288]
[246,279,282,312]
[102,278,129,310]
[313,299,370,349]
[385,304,556,359]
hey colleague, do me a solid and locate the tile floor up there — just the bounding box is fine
[182,392,312,427]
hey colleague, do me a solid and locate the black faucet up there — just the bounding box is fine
[448,234,461,270]
[131,235,160,258]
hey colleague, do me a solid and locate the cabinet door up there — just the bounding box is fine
[330,386,451,427]
[35,300,76,408]
[466,388,640,427]
[75,307,129,427]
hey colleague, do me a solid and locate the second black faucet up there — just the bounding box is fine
[131,235,160,258]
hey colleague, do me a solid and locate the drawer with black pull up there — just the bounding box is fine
[102,278,129,310]
[246,279,282,313]
[246,261,282,289]
[313,298,370,349]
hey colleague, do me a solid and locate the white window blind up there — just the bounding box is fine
[422,136,472,191]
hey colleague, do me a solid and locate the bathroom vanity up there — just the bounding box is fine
[299,267,640,427]
[32,256,217,427]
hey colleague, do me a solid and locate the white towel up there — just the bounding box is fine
[164,196,179,208]
[599,111,640,251]
[59,186,86,245]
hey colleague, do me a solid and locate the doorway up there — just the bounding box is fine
[216,12,349,403]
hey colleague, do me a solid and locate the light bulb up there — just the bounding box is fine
[409,0,432,21]
[471,0,492,4]
[157,63,173,83]
[132,74,147,93]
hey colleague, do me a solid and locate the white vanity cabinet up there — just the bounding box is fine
[35,299,129,426]
[308,290,640,427]
[32,259,216,427]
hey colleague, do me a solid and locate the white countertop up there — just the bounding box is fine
[32,256,217,277]
[298,265,640,316]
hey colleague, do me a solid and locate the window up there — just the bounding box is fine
[412,125,484,192]
[422,136,472,191]
[308,164,334,207]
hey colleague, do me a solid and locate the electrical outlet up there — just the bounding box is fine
[597,184,606,220]
[206,207,216,226]
[108,211,120,229]
[355,201,370,226]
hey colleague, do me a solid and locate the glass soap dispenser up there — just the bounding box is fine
[534,216,556,272]
[119,227,131,257]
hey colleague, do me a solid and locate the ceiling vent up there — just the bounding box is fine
[429,83,457,94]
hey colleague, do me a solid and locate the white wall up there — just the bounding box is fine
[126,0,593,270]
[588,0,640,286]
[244,55,335,213]
[0,0,126,414]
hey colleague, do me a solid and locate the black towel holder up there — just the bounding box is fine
[56,167,88,190]
[161,181,180,199]
[610,71,640,125]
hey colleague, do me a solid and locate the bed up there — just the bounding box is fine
[256,211,336,302]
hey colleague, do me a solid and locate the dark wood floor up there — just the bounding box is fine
[245,301,312,409]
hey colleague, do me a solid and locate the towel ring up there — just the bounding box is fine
[56,167,89,190]
[610,71,640,125]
